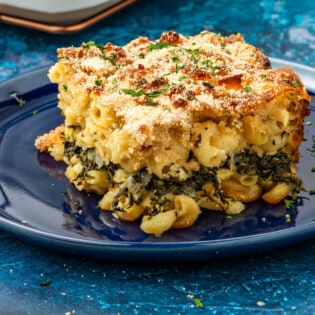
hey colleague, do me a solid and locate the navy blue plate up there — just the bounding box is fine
[0,59,314,261]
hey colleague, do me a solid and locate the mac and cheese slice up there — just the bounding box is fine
[35,31,310,236]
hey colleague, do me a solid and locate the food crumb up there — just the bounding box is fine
[257,301,266,307]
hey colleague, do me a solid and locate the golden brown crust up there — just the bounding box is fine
[52,30,309,126]
[35,124,64,152]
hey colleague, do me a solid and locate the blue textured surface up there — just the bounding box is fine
[1,0,315,314]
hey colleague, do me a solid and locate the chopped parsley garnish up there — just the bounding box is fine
[284,198,295,209]
[292,81,299,88]
[122,87,168,98]
[190,54,198,64]
[146,88,169,97]
[305,121,313,126]
[19,98,26,107]
[95,80,103,87]
[112,78,118,88]
[221,271,230,276]
[175,63,187,73]
[63,85,68,92]
[149,41,173,51]
[10,92,26,107]
[309,189,315,195]
[82,41,104,50]
[201,60,220,75]
[283,78,299,88]
[99,53,117,65]
[123,89,146,97]
[244,86,252,92]
[185,47,201,55]
[193,298,204,308]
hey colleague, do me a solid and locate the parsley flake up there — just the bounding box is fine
[112,78,118,88]
[122,89,146,97]
[285,214,291,223]
[149,41,173,51]
[284,198,295,209]
[123,87,168,98]
[292,81,299,88]
[99,53,117,65]
[244,86,252,92]
[82,41,104,50]
[95,80,103,87]
[10,92,26,107]
[193,298,204,308]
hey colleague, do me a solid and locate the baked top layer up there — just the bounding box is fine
[36,30,310,235]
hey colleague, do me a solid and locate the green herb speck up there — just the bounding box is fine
[149,41,173,51]
[193,298,204,308]
[99,53,117,65]
[95,80,102,87]
[19,98,26,107]
[82,41,103,50]
[244,86,252,92]
[284,199,295,209]
[292,81,299,88]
